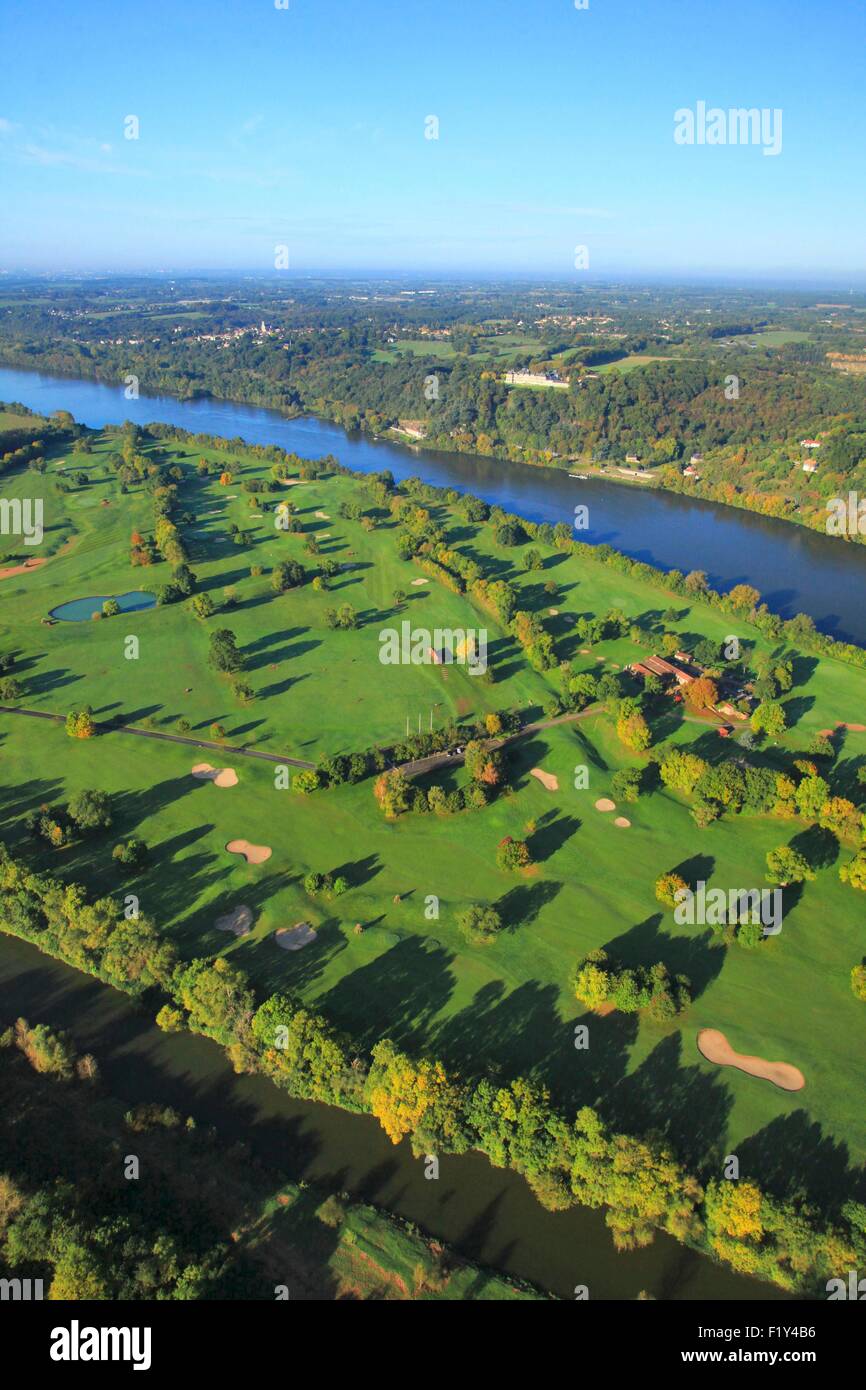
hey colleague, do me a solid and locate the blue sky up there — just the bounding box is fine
[1,0,864,280]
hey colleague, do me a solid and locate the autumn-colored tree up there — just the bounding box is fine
[366,1039,463,1149]
[616,703,651,753]
[840,849,866,893]
[686,675,718,710]
[765,845,815,886]
[655,871,689,908]
[373,768,412,818]
[65,710,95,739]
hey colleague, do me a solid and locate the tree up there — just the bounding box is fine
[686,675,718,710]
[324,603,358,630]
[851,964,866,1002]
[795,774,830,822]
[293,769,321,794]
[208,628,243,674]
[655,872,688,908]
[190,592,214,620]
[463,740,502,786]
[68,789,113,831]
[373,768,411,818]
[102,598,120,618]
[112,838,147,873]
[659,749,707,795]
[727,584,761,613]
[496,837,532,872]
[456,904,503,945]
[65,710,96,739]
[0,676,23,702]
[840,849,866,893]
[750,701,787,738]
[616,704,651,753]
[765,845,814,887]
[571,950,613,1010]
[365,1039,463,1148]
[272,558,305,592]
[611,767,642,803]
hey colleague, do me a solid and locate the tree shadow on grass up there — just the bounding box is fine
[571,724,608,772]
[432,978,635,1110]
[245,913,349,997]
[319,936,457,1055]
[602,1031,735,1172]
[789,824,840,870]
[328,854,382,889]
[782,695,815,729]
[736,1112,866,1214]
[604,913,727,1004]
[26,667,84,697]
[672,852,716,888]
[245,638,321,672]
[0,777,65,837]
[494,878,563,930]
[526,814,580,864]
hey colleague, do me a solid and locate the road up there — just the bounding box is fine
[0,705,317,769]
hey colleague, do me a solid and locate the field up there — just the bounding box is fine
[2,420,866,1213]
[594,354,676,374]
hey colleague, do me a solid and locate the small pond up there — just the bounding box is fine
[49,590,157,622]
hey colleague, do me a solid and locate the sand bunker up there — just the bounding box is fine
[548,607,559,616]
[0,557,47,581]
[192,763,239,788]
[215,904,253,936]
[277,477,306,486]
[411,577,429,586]
[594,798,616,812]
[614,816,631,828]
[530,767,559,791]
[315,510,331,519]
[226,839,272,865]
[697,1029,805,1092]
[275,923,318,951]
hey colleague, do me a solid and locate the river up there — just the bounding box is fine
[0,933,782,1301]
[2,364,866,645]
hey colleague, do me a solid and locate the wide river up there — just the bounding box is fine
[0,363,807,1300]
[2,364,866,644]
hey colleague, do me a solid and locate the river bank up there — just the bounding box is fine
[0,931,781,1301]
[3,364,866,645]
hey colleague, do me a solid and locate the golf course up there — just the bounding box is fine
[2,406,866,1294]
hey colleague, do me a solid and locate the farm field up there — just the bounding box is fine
[2,416,866,1212]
